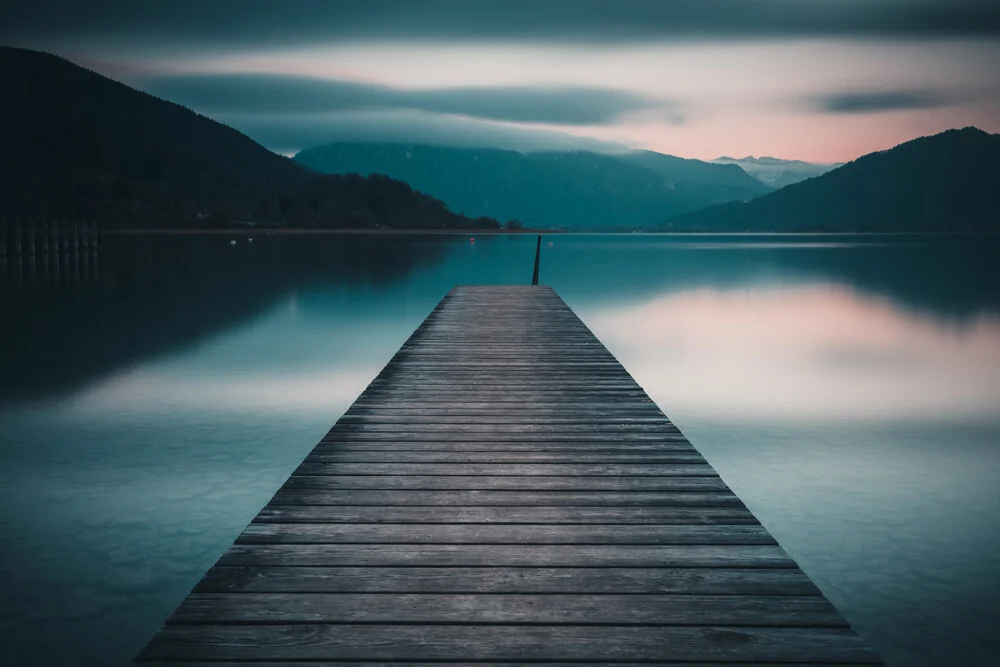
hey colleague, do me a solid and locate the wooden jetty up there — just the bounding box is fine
[134,284,883,665]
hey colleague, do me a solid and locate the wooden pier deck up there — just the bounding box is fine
[134,285,883,665]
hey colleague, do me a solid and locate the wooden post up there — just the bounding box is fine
[13,220,22,256]
[14,243,23,291]
[0,221,6,293]
[531,234,542,286]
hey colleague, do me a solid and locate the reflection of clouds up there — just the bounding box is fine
[584,284,1000,421]
[70,367,374,415]
[816,345,920,369]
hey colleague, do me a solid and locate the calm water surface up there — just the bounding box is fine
[1,233,999,666]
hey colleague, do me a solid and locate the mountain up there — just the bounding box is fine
[294,143,770,230]
[0,46,499,230]
[618,150,769,194]
[665,128,1000,232]
[711,156,842,189]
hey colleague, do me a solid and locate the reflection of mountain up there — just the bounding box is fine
[542,236,1000,321]
[3,234,998,403]
[711,156,841,189]
[294,143,769,230]
[0,235,450,401]
[666,128,1000,232]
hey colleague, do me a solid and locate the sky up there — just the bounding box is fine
[2,0,999,162]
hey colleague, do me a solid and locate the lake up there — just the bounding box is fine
[1,232,998,666]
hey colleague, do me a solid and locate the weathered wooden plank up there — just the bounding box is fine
[315,441,694,451]
[328,423,681,433]
[236,523,776,545]
[314,444,695,453]
[169,593,846,626]
[270,489,742,506]
[216,544,795,567]
[304,452,704,463]
[278,475,728,491]
[321,433,687,442]
[138,662,875,667]
[253,505,756,524]
[344,404,665,413]
[193,566,821,595]
[295,463,714,476]
[366,380,648,387]
[338,415,673,424]
[136,625,881,663]
[346,402,661,411]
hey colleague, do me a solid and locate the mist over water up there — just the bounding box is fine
[1,233,998,666]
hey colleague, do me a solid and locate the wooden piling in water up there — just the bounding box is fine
[531,233,542,285]
[133,285,883,665]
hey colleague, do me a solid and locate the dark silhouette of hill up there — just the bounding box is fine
[0,46,499,229]
[294,143,770,230]
[665,128,1000,231]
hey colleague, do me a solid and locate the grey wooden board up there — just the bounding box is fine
[169,593,845,625]
[328,424,682,433]
[137,625,881,662]
[269,489,744,506]
[236,523,776,545]
[193,566,822,595]
[138,663,878,667]
[294,463,716,476]
[320,433,687,442]
[132,285,882,665]
[216,544,796,567]
[253,506,757,523]
[277,475,729,491]
[304,452,706,463]
[314,443,696,452]
[293,464,718,478]
[337,415,674,423]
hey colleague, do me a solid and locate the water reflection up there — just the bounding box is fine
[0,233,999,667]
[580,284,1000,421]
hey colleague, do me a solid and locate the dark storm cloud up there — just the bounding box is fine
[141,74,659,126]
[2,0,999,50]
[813,89,959,114]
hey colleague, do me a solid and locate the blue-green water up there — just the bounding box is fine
[1,233,999,666]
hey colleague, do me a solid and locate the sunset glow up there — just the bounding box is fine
[3,2,998,161]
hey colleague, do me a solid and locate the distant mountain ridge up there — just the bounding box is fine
[667,127,1000,232]
[711,156,842,189]
[0,46,500,230]
[294,143,771,230]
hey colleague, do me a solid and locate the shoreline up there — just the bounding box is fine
[104,227,558,236]
[101,228,996,236]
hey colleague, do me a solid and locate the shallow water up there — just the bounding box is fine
[1,233,998,666]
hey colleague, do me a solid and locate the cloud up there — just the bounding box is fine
[139,74,660,126]
[2,0,999,52]
[209,109,632,155]
[812,88,960,114]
